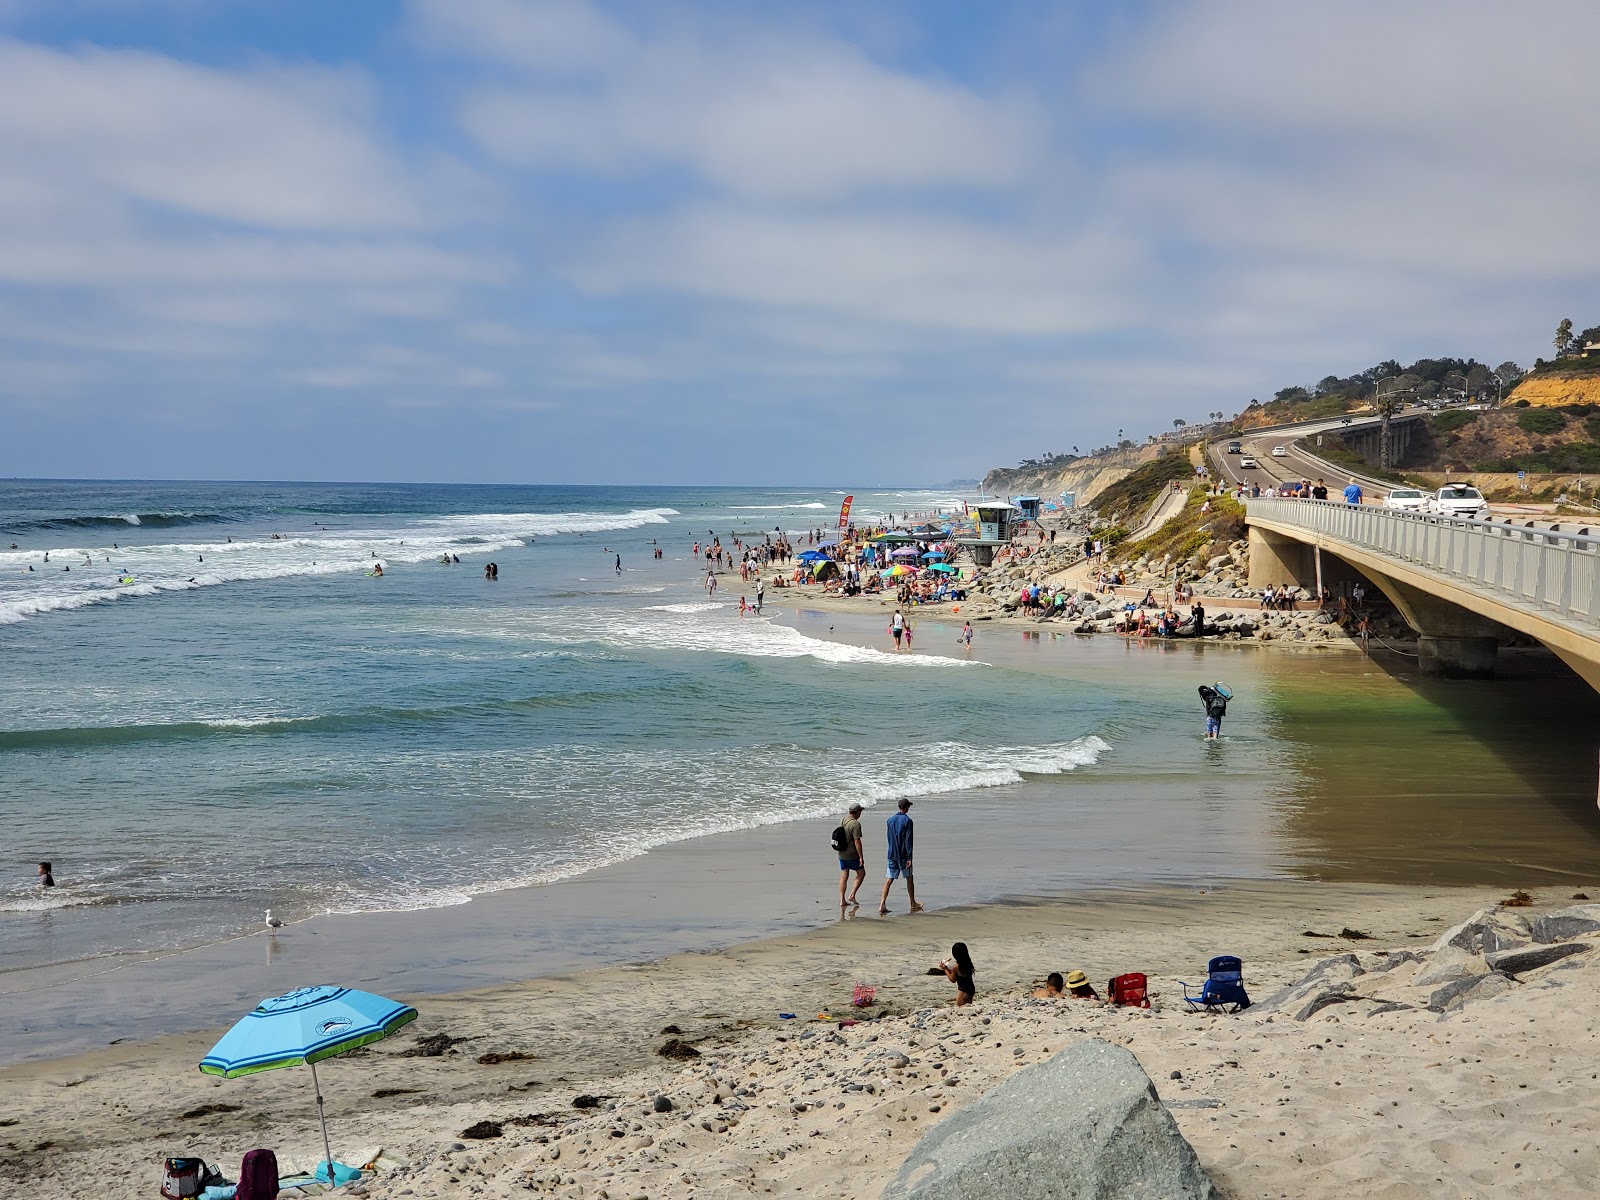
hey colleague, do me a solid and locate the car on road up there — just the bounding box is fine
[1429,482,1489,519]
[1271,445,1288,457]
[1225,440,1242,454]
[1383,487,1429,512]
[1239,456,1258,469]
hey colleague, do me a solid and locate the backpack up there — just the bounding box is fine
[829,825,850,854]
[160,1158,206,1200]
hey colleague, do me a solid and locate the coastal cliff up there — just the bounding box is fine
[1509,369,1600,408]
[981,445,1158,506]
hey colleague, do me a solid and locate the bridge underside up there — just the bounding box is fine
[1247,524,1600,686]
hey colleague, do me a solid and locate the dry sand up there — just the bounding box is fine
[8,880,1600,1198]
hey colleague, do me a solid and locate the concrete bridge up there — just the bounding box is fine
[1246,496,1600,689]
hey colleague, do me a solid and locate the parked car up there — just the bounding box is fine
[1429,483,1489,519]
[1271,445,1288,458]
[1384,487,1429,512]
[1239,456,1258,469]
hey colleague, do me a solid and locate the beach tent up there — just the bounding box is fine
[809,560,841,579]
[871,532,919,544]
[200,985,416,1184]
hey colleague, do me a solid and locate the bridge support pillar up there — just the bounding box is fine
[1247,527,1315,590]
[1371,576,1504,680]
[1416,635,1500,680]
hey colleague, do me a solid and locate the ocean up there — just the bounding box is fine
[5,479,1600,1006]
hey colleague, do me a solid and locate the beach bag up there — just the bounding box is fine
[829,825,850,854]
[160,1157,206,1199]
[852,984,877,1007]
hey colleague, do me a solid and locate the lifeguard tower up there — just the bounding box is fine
[1013,496,1041,523]
[957,501,1020,566]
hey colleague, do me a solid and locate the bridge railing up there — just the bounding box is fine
[1247,497,1600,626]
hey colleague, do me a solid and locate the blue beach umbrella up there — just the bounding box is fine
[200,985,417,1182]
[797,549,829,561]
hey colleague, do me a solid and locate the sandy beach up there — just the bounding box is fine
[7,880,1600,1198]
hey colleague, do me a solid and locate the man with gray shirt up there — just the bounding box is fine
[837,803,864,907]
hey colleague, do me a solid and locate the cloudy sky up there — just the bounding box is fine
[1,1,1596,485]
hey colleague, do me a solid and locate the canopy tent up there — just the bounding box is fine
[870,532,920,544]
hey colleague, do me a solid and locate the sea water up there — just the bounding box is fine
[4,480,1600,987]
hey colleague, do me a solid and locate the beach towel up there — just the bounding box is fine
[236,1149,278,1200]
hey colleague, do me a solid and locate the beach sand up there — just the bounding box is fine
[8,880,1600,1198]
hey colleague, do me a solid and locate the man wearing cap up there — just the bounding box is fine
[838,803,865,908]
[878,798,923,915]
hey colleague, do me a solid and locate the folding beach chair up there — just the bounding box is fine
[1108,972,1151,1009]
[1180,955,1251,1013]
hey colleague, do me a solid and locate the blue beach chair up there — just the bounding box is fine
[1181,955,1251,1013]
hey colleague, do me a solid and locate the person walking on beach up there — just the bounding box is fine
[959,621,973,648]
[755,581,765,614]
[890,609,906,649]
[837,803,865,907]
[1198,683,1228,740]
[879,798,922,914]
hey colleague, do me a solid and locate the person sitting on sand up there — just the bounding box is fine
[1063,970,1100,1001]
[936,942,975,1006]
[1034,971,1065,998]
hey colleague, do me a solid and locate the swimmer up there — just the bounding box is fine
[38,861,54,888]
[372,563,384,577]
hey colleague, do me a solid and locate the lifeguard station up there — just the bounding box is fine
[957,501,1019,566]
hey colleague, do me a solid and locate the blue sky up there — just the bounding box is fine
[1,1,1596,485]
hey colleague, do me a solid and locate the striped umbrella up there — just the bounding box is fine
[200,985,417,1182]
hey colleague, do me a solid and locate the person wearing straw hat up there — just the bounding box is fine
[1064,970,1101,1001]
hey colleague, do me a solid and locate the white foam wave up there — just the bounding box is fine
[0,507,681,625]
[727,503,828,510]
[645,602,725,613]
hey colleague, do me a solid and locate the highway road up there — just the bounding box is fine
[1205,409,1429,496]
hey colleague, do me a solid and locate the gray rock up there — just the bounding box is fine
[652,1095,673,1113]
[1253,953,1364,1017]
[1486,942,1590,975]
[879,1038,1217,1200]
[1430,907,1531,956]
[1413,946,1489,989]
[1364,950,1422,974]
[1292,987,1361,1021]
[1365,1002,1415,1017]
[1428,972,1512,1012]
[1531,904,1600,944]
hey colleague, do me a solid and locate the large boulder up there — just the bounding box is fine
[1429,907,1531,956]
[1252,953,1364,1018]
[1531,904,1600,944]
[1486,942,1591,975]
[1413,946,1490,989]
[879,1038,1217,1200]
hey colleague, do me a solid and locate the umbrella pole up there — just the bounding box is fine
[309,1059,336,1184]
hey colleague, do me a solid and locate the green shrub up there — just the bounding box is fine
[1516,409,1565,435]
[1431,410,1478,434]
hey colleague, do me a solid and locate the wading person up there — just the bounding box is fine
[1198,683,1229,740]
[837,803,865,908]
[879,798,923,914]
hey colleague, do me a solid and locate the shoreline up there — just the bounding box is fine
[8,879,1597,1199]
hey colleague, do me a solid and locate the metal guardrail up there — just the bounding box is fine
[1248,497,1600,627]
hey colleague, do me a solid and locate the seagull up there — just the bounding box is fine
[265,909,284,930]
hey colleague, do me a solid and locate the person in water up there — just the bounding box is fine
[38,861,55,888]
[372,562,383,576]
[1198,683,1228,739]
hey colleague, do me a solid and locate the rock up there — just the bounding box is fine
[1486,942,1591,975]
[1291,987,1361,1021]
[460,1120,503,1139]
[878,1038,1217,1200]
[1531,904,1600,944]
[1413,946,1489,989]
[1365,950,1422,974]
[1430,907,1532,955]
[572,1094,605,1109]
[1429,972,1512,1012]
[1253,953,1364,1017]
[657,1039,700,1060]
[652,1095,674,1113]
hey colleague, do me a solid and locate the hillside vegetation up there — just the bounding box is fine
[1087,449,1196,524]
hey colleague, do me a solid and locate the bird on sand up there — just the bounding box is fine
[265,909,284,930]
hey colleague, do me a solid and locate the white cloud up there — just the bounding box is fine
[572,206,1139,336]
[423,0,1041,200]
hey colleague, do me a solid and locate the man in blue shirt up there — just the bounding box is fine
[878,798,923,915]
[1343,478,1363,505]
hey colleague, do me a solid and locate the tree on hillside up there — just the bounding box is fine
[1556,318,1575,356]
[1495,361,1524,383]
[1173,418,1186,430]
[1374,376,1415,470]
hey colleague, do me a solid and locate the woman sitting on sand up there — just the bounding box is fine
[1063,970,1101,1001]
[936,943,976,1006]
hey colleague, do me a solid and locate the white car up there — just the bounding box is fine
[1271,445,1288,457]
[1430,483,1489,519]
[1239,456,1258,469]
[1384,487,1429,512]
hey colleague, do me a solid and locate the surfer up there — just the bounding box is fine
[1198,683,1230,740]
[372,563,384,577]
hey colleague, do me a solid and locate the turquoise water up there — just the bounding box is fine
[5,480,1600,987]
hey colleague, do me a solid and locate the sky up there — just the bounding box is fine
[0,0,1596,486]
